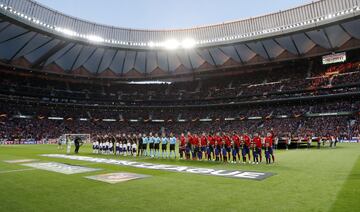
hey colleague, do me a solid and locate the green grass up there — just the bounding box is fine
[0,144,359,212]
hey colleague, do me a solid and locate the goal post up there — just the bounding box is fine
[64,134,91,154]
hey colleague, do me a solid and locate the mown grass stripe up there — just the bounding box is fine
[330,155,360,212]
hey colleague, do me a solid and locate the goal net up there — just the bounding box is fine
[64,134,91,154]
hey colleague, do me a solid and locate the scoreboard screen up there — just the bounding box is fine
[322,52,346,65]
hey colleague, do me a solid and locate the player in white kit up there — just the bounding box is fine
[132,142,137,157]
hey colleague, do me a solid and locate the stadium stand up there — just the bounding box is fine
[0,58,359,141]
[0,0,359,145]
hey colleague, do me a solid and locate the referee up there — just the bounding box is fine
[137,133,143,156]
[74,136,82,154]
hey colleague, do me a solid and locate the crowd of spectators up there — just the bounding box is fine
[0,61,359,107]
[0,100,358,141]
[0,60,359,141]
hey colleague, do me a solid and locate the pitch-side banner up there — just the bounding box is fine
[41,154,274,181]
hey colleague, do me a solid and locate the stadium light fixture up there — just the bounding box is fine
[48,117,64,120]
[102,119,116,122]
[225,118,236,121]
[129,81,171,85]
[86,35,104,43]
[14,115,32,119]
[1,2,358,49]
[163,39,180,50]
[248,116,262,120]
[182,38,196,49]
[152,119,165,123]
[55,27,76,36]
[148,41,156,48]
[199,118,212,122]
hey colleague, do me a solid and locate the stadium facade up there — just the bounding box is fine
[0,0,359,79]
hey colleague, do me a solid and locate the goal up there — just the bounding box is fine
[64,134,91,154]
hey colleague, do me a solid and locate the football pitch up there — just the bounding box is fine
[0,144,359,212]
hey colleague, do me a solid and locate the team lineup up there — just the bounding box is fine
[88,132,276,164]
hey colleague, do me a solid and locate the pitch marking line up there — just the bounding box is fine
[4,159,39,163]
[0,168,36,174]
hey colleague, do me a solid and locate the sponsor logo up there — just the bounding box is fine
[41,154,274,180]
[1,139,38,145]
[85,172,150,184]
[4,159,39,163]
[22,139,37,145]
[0,138,57,145]
[340,139,359,143]
[1,140,14,145]
[22,162,101,175]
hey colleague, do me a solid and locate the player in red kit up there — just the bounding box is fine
[264,132,275,163]
[242,133,252,163]
[214,132,223,161]
[232,132,241,162]
[208,133,215,160]
[179,133,186,159]
[250,136,259,164]
[191,134,200,160]
[195,134,202,160]
[186,132,192,160]
[253,133,263,163]
[200,132,207,160]
[223,132,232,161]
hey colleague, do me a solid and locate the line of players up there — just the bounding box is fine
[93,133,141,156]
[92,133,177,158]
[178,132,275,164]
[92,131,275,164]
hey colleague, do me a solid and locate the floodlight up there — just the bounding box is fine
[86,35,104,42]
[163,39,180,50]
[181,38,196,49]
[148,41,155,47]
[55,27,76,36]
[129,81,171,85]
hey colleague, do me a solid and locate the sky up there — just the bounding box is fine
[35,0,312,30]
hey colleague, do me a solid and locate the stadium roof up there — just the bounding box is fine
[0,0,360,79]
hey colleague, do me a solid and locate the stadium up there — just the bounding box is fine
[0,0,359,211]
